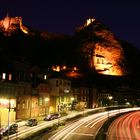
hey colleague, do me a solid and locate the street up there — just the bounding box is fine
[2,107,140,140]
[47,108,140,140]
[107,110,140,140]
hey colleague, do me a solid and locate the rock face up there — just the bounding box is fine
[93,31,125,76]
[76,18,126,76]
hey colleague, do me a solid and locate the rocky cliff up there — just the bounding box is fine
[75,18,127,76]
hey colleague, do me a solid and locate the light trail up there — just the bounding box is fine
[107,110,140,140]
[49,108,140,140]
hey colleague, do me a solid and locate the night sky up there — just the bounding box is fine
[1,0,140,49]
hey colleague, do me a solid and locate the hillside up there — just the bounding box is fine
[0,16,140,87]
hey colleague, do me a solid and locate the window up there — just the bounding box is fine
[2,73,6,80]
[39,96,43,106]
[59,80,62,85]
[22,101,25,109]
[56,80,59,87]
[17,101,20,110]
[68,82,70,86]
[27,100,29,109]
[102,58,104,64]
[44,75,47,80]
[9,74,12,80]
[97,58,100,64]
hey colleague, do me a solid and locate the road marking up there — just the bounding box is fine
[90,116,107,128]
[85,120,96,127]
[71,132,94,137]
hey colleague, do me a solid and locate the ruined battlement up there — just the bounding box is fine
[0,14,28,35]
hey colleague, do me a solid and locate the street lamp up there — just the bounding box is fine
[108,96,113,106]
[71,97,74,101]
[58,97,60,125]
[45,97,50,116]
[7,99,11,140]
[108,96,113,100]
[106,96,113,122]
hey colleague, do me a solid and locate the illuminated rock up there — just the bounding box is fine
[93,43,124,75]
[77,18,127,76]
[0,14,29,35]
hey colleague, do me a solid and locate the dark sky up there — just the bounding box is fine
[1,0,140,48]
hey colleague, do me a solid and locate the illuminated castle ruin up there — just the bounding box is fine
[0,14,28,35]
[84,18,95,26]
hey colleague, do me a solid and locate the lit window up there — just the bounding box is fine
[74,67,77,71]
[17,102,20,110]
[102,58,104,64]
[44,75,47,80]
[10,99,15,108]
[56,66,60,72]
[2,73,6,80]
[97,58,100,64]
[9,74,12,80]
[62,65,66,70]
[52,65,60,72]
[22,101,25,109]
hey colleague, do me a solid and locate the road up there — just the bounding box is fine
[48,112,108,140]
[3,107,140,140]
[47,108,140,140]
[107,110,140,140]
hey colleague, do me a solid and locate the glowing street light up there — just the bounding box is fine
[45,97,50,102]
[107,96,113,121]
[71,97,74,101]
[108,96,113,100]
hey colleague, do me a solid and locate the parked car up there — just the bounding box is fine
[25,119,38,126]
[44,113,61,121]
[10,123,18,130]
[2,123,18,136]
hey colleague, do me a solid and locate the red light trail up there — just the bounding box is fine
[107,111,140,140]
